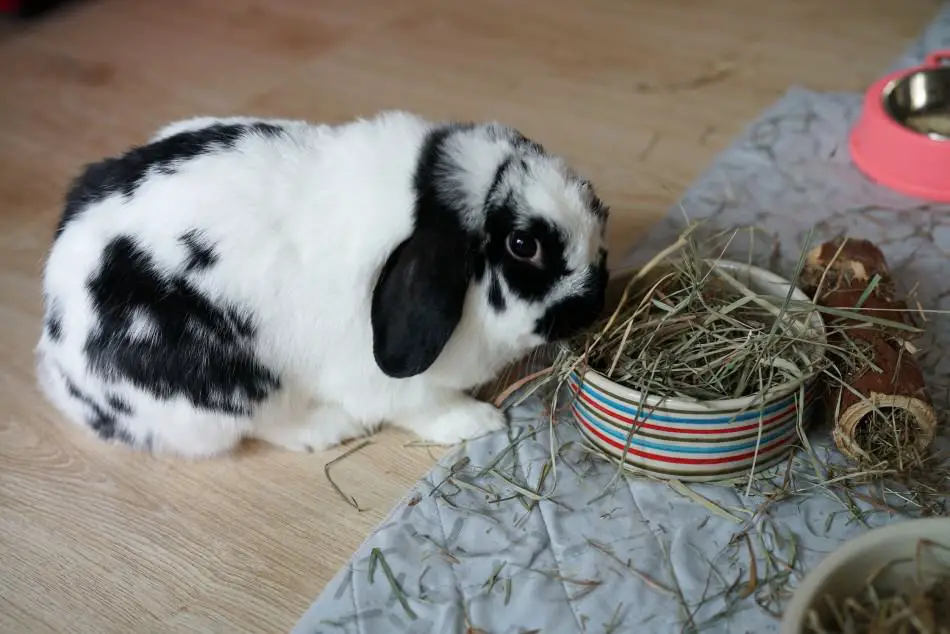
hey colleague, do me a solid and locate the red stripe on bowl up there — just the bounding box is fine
[575,412,797,466]
[575,389,799,436]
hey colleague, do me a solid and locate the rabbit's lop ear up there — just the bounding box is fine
[371,224,475,379]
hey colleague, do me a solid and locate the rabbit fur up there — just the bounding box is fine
[35,111,610,458]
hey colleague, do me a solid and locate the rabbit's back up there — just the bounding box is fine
[36,113,432,457]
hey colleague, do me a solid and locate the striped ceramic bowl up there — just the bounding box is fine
[569,259,826,482]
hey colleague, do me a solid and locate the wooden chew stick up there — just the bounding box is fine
[799,238,937,464]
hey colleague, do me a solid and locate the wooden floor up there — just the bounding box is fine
[0,0,940,631]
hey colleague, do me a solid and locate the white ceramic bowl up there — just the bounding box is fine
[780,517,950,634]
[569,259,827,482]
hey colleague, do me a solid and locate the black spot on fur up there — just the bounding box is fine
[45,297,63,342]
[486,193,569,302]
[512,134,545,156]
[105,394,134,415]
[472,253,487,282]
[179,229,218,271]
[487,270,506,311]
[371,125,483,378]
[59,369,133,444]
[55,123,284,239]
[84,235,281,416]
[249,122,286,138]
[484,156,513,208]
[534,260,609,341]
[412,124,479,239]
[586,188,610,221]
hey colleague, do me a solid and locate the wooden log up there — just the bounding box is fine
[799,238,937,464]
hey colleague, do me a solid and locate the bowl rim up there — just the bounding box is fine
[566,258,827,413]
[779,517,950,634]
[880,68,950,140]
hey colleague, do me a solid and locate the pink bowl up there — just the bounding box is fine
[850,50,950,201]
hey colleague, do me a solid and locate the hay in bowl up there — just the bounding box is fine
[564,255,828,483]
[780,517,950,634]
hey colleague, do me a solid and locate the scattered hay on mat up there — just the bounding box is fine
[461,222,950,629]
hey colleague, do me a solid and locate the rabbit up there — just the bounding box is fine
[35,110,610,458]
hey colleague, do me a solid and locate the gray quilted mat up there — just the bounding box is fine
[293,8,950,634]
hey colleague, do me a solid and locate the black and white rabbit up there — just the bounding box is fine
[36,111,610,458]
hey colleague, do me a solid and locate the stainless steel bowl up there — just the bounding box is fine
[882,67,950,139]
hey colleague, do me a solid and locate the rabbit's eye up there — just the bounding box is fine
[506,231,542,263]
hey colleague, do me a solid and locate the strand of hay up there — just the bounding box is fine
[799,238,938,469]
[805,538,950,634]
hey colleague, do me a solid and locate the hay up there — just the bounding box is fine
[494,225,938,480]
[801,238,939,472]
[473,222,949,629]
[804,539,950,634]
[580,253,824,402]
[852,407,928,472]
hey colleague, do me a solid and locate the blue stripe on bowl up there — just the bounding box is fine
[577,388,810,437]
[569,374,810,425]
[576,431,794,480]
[579,426,797,478]
[579,401,808,443]
[574,405,797,455]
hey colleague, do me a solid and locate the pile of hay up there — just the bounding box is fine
[577,250,826,402]
[805,541,950,634]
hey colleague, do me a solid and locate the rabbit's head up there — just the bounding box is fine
[372,121,609,381]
